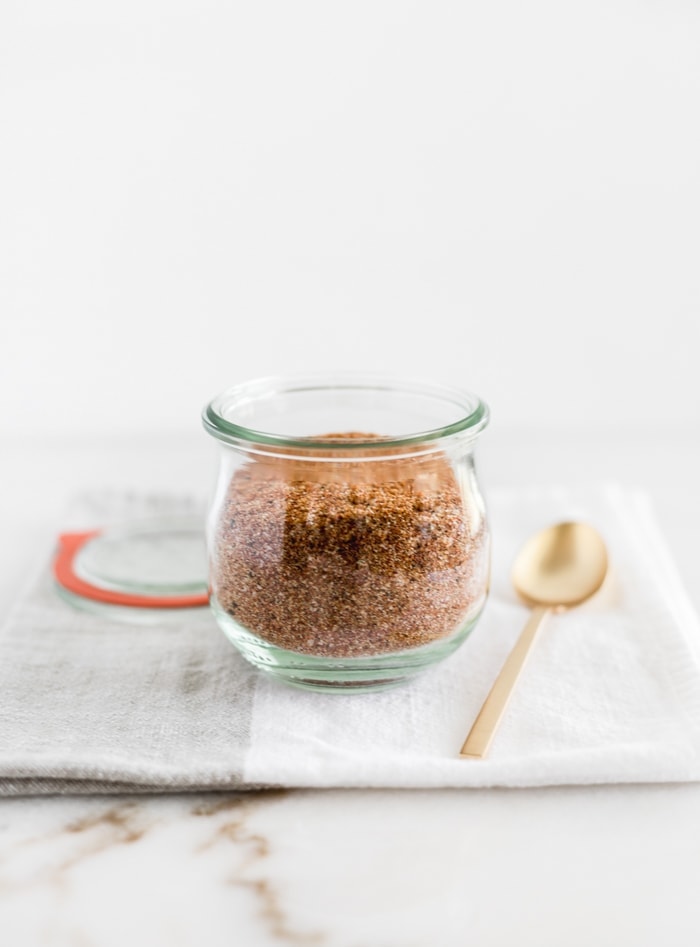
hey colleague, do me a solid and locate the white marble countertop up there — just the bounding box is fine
[2,430,700,947]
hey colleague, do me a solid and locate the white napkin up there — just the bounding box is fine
[2,484,700,794]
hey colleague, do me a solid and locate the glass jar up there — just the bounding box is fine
[202,374,490,692]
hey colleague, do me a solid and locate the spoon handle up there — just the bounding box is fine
[459,605,550,759]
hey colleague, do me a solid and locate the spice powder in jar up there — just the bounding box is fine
[211,434,489,660]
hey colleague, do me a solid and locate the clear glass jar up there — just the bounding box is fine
[202,374,490,693]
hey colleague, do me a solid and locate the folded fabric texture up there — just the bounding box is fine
[1,484,700,795]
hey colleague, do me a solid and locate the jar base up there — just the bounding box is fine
[210,599,485,693]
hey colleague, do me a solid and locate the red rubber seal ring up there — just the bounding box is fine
[54,531,210,609]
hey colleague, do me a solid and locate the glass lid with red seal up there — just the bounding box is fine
[53,515,210,622]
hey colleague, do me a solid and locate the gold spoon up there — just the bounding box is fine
[459,522,609,759]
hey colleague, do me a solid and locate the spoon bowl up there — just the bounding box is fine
[459,521,609,759]
[512,521,609,609]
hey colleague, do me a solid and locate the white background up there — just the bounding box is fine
[2,0,699,440]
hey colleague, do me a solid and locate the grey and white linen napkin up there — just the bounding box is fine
[2,484,700,795]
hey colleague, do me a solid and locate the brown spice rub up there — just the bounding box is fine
[212,437,488,658]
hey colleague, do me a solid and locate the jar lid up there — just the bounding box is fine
[53,516,210,622]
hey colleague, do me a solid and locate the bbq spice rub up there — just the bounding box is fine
[212,436,488,658]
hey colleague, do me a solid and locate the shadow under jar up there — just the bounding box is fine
[202,374,490,693]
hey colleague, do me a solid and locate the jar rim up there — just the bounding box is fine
[202,372,489,452]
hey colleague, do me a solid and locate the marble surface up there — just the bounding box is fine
[3,785,700,946]
[2,430,700,946]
